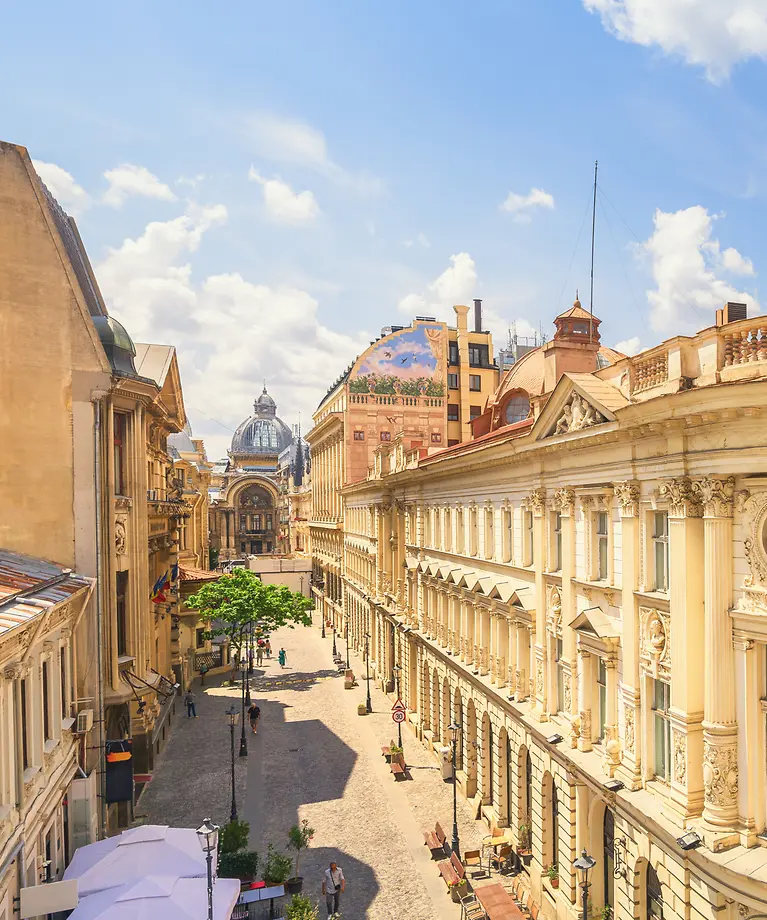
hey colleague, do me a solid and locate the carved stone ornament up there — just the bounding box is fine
[740,491,767,588]
[547,585,562,634]
[553,392,606,435]
[553,488,575,516]
[703,742,738,806]
[639,607,671,678]
[563,672,572,711]
[3,663,23,681]
[691,476,735,517]
[673,730,687,785]
[614,481,640,517]
[115,518,127,555]
[624,705,635,754]
[658,477,702,518]
[536,661,544,696]
[525,488,547,516]
[580,709,592,740]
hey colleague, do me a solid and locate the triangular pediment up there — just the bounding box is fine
[533,373,627,440]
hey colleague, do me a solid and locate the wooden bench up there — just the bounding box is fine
[423,822,447,857]
[390,752,407,779]
[438,851,466,889]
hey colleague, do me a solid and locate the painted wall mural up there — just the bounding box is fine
[348,323,445,396]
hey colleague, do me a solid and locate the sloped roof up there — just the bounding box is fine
[134,344,174,387]
[565,373,630,414]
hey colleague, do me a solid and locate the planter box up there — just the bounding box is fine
[357,703,367,716]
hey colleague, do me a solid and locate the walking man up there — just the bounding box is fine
[248,702,260,734]
[265,639,272,658]
[278,647,287,668]
[184,689,196,718]
[256,645,264,667]
[321,862,345,918]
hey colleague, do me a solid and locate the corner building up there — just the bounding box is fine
[333,301,767,920]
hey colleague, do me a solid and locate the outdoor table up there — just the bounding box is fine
[475,883,526,920]
[481,833,514,871]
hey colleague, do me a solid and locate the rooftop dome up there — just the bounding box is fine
[230,387,293,456]
[92,315,137,376]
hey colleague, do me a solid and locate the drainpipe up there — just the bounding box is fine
[93,397,108,839]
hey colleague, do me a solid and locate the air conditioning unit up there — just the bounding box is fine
[76,709,94,733]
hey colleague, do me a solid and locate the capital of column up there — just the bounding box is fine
[552,488,575,516]
[692,476,736,518]
[614,480,640,517]
[525,488,547,517]
[659,476,702,518]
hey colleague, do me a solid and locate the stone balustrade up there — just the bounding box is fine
[633,351,668,392]
[723,322,767,366]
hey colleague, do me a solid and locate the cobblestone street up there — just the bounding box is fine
[139,614,489,919]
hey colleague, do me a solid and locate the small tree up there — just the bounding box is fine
[220,819,250,855]
[287,818,315,880]
[187,569,313,655]
[285,894,320,920]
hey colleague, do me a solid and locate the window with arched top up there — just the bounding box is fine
[603,809,615,913]
[504,394,531,425]
[646,864,663,920]
[551,784,559,868]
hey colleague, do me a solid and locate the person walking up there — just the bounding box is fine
[248,702,260,734]
[321,862,345,918]
[278,647,287,668]
[256,645,264,667]
[265,639,272,658]
[184,689,197,718]
[199,662,209,686]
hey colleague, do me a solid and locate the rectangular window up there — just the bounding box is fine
[485,508,494,558]
[60,647,67,720]
[597,511,609,581]
[448,373,459,389]
[196,627,206,649]
[652,679,671,781]
[468,344,489,366]
[470,405,482,420]
[116,571,128,656]
[556,639,564,712]
[431,432,442,443]
[653,512,669,592]
[597,658,607,741]
[20,678,29,770]
[380,431,392,441]
[449,341,459,365]
[114,413,127,496]
[503,509,513,562]
[447,404,459,421]
[470,508,479,557]
[456,509,464,553]
[448,439,459,446]
[444,509,452,552]
[353,430,365,441]
[42,660,50,741]
[525,511,534,565]
[553,512,562,571]
[469,375,481,392]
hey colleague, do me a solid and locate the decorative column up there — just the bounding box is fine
[734,633,760,845]
[693,477,739,838]
[479,606,491,675]
[577,646,593,752]
[515,624,528,702]
[527,488,547,719]
[507,619,517,695]
[473,604,481,672]
[554,489,577,744]
[659,477,705,825]
[603,655,621,775]
[496,612,508,689]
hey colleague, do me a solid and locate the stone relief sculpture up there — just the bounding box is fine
[115,519,127,555]
[673,731,687,785]
[639,607,671,678]
[624,705,635,754]
[554,392,606,435]
[703,743,738,806]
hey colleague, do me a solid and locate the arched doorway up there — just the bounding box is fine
[482,711,494,805]
[646,863,663,920]
[453,688,464,771]
[498,727,510,825]
[234,483,277,555]
[541,771,554,867]
[603,809,615,914]
[466,699,478,797]
[517,744,532,842]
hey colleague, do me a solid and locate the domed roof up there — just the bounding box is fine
[92,315,138,376]
[230,387,293,456]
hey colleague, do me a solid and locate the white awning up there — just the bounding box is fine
[68,876,241,920]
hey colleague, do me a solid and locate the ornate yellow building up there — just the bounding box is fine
[321,300,767,920]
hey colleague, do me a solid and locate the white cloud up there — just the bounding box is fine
[240,112,384,196]
[32,160,90,214]
[583,0,767,81]
[103,164,177,208]
[500,187,555,223]
[639,205,758,331]
[404,233,431,249]
[614,336,642,355]
[94,202,368,459]
[248,167,320,224]
[430,252,478,304]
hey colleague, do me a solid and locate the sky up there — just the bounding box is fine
[3,0,767,458]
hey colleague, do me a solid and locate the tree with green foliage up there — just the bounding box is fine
[186,568,312,653]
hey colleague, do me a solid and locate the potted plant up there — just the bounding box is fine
[286,819,315,894]
[389,740,403,755]
[217,819,259,884]
[262,844,293,887]
[601,905,612,920]
[547,863,559,889]
[285,893,320,920]
[448,878,468,902]
[517,817,532,863]
[220,819,250,855]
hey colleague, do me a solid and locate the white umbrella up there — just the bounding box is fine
[68,876,241,920]
[64,826,210,896]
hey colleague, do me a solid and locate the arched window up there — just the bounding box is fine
[603,809,615,913]
[551,784,559,868]
[524,749,532,819]
[506,734,513,823]
[646,864,663,920]
[486,718,494,804]
[504,394,531,425]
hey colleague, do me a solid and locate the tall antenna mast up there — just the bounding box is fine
[589,160,598,343]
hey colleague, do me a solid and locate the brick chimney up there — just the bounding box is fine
[473,298,482,333]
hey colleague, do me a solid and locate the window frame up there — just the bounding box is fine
[469,374,482,392]
[484,506,494,559]
[597,657,607,741]
[379,430,392,441]
[597,510,609,582]
[113,412,128,497]
[552,511,562,572]
[447,404,460,422]
[652,678,672,783]
[447,373,459,390]
[353,430,365,441]
[652,511,669,593]
[524,510,534,566]
[502,506,513,563]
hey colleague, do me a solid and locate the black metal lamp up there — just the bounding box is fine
[225,704,239,821]
[196,817,220,920]
[364,632,372,713]
[448,722,461,858]
[573,848,597,920]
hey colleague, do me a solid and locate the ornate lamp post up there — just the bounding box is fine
[574,848,597,920]
[449,722,461,858]
[345,616,350,669]
[239,656,248,758]
[364,632,372,713]
[226,705,239,821]
[332,624,338,658]
[393,664,403,750]
[196,818,220,920]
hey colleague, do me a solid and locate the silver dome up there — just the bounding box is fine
[230,387,292,456]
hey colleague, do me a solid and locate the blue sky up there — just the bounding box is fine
[3,1,767,456]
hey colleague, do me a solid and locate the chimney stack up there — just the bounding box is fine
[473,298,482,333]
[715,302,748,326]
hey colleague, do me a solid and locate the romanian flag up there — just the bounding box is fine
[170,563,179,584]
[150,571,170,604]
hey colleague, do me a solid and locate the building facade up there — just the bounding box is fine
[332,303,767,920]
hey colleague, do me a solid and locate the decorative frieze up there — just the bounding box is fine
[579,709,592,742]
[553,393,605,434]
[624,705,635,754]
[547,585,562,635]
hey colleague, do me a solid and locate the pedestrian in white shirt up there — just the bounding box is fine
[321,862,345,917]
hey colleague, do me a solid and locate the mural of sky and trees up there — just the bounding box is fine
[348,324,445,397]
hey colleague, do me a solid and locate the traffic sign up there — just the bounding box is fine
[392,709,406,723]
[392,698,406,712]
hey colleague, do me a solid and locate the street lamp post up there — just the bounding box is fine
[248,620,254,674]
[332,625,338,657]
[345,617,350,669]
[574,848,597,920]
[449,722,461,858]
[226,705,239,821]
[364,632,372,713]
[196,818,220,920]
[393,664,403,750]
[239,654,248,757]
